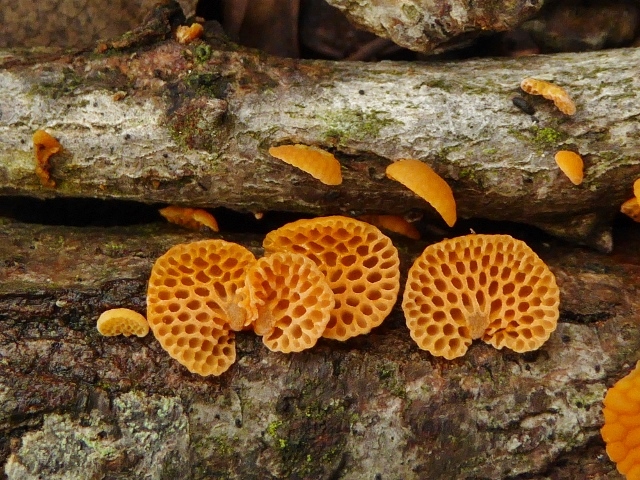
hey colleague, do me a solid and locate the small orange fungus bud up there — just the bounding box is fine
[159,206,219,232]
[33,129,62,188]
[358,214,420,240]
[520,78,576,115]
[97,308,149,337]
[554,151,584,185]
[385,159,457,227]
[634,178,640,202]
[621,197,640,222]
[268,144,342,185]
[176,23,204,44]
[601,362,640,479]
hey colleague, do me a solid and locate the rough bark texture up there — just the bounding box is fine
[323,0,545,53]
[1,219,639,479]
[0,3,639,250]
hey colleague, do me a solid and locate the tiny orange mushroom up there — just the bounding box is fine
[97,308,149,337]
[268,144,342,185]
[176,23,204,44]
[358,214,421,240]
[621,197,640,222]
[33,129,62,188]
[554,151,584,185]
[634,178,640,202]
[520,78,576,115]
[601,362,640,480]
[385,159,457,227]
[159,206,219,232]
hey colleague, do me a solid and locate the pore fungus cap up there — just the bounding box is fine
[147,239,256,376]
[402,234,559,359]
[554,150,584,185]
[268,144,342,185]
[385,159,457,227]
[263,216,400,341]
[520,78,576,115]
[601,362,640,479]
[159,206,219,232]
[243,251,334,353]
[97,308,149,337]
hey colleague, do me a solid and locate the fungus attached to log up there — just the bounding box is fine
[97,308,149,337]
[268,144,342,185]
[635,178,640,202]
[33,129,61,188]
[402,234,559,359]
[175,23,204,44]
[520,78,576,115]
[263,216,400,341]
[601,361,640,480]
[146,239,257,376]
[554,150,584,185]
[385,159,457,227]
[358,214,421,240]
[244,252,334,353]
[621,197,640,222]
[159,206,219,232]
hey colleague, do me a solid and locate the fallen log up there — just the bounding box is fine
[0,2,638,251]
[0,219,639,479]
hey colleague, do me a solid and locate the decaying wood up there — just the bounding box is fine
[0,3,639,251]
[1,219,639,479]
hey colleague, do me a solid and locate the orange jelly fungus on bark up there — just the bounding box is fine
[358,214,421,240]
[601,362,640,480]
[634,178,640,202]
[176,23,204,44]
[33,129,62,188]
[268,144,342,185]
[554,151,584,185]
[385,159,457,227]
[520,78,576,115]
[159,206,219,232]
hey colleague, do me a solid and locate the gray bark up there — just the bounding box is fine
[0,19,639,250]
[1,220,639,479]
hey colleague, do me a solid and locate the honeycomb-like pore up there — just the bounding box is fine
[97,308,149,337]
[244,252,334,353]
[520,78,576,115]
[621,197,640,222]
[147,239,257,376]
[601,362,640,480]
[263,216,400,341]
[403,234,559,360]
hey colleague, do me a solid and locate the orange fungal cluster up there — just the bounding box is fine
[520,78,576,115]
[403,234,559,359]
[601,362,640,480]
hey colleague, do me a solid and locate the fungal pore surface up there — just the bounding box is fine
[601,361,640,480]
[243,252,335,352]
[147,239,256,376]
[263,216,400,341]
[97,308,149,337]
[403,234,559,359]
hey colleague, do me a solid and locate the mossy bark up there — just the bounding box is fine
[0,2,639,250]
[1,220,639,479]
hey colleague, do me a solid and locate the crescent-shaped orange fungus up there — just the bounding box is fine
[554,151,584,185]
[97,308,149,337]
[358,214,421,240]
[520,78,576,115]
[634,178,640,202]
[621,197,640,222]
[385,159,457,227]
[33,129,61,188]
[601,362,640,480]
[268,144,342,185]
[159,206,219,232]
